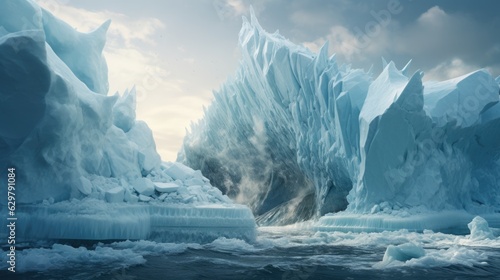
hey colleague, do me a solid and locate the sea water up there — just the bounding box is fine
[1,226,500,280]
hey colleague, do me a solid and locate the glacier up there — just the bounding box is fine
[0,0,255,243]
[180,10,500,231]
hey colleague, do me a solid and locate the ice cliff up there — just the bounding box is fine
[180,11,500,227]
[0,0,255,242]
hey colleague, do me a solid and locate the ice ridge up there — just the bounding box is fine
[180,10,500,225]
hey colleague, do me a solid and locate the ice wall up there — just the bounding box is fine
[15,200,256,243]
[180,10,500,223]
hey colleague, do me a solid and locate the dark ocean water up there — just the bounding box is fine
[2,227,500,280]
[92,246,500,280]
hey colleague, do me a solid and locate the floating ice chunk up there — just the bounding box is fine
[154,182,180,193]
[381,242,425,265]
[139,194,152,202]
[468,216,494,240]
[132,177,155,196]
[374,242,488,269]
[105,187,125,203]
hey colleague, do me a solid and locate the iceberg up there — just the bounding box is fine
[180,10,500,230]
[0,0,255,242]
[380,242,426,265]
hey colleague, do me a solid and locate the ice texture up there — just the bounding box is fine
[468,216,494,240]
[381,243,426,264]
[180,9,500,226]
[105,187,125,203]
[12,199,256,242]
[0,0,255,242]
[0,0,145,203]
[154,182,180,193]
[315,210,500,234]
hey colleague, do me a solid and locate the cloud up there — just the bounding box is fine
[390,5,500,78]
[36,0,165,47]
[212,0,249,20]
[424,58,478,81]
[417,6,447,26]
[300,4,500,79]
[302,23,391,67]
[290,10,331,27]
[303,25,363,61]
[212,0,274,21]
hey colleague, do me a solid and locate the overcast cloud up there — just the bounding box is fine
[36,0,500,161]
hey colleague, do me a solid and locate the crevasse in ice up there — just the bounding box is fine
[0,0,255,242]
[179,10,500,227]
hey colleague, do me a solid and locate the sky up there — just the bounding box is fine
[36,0,500,161]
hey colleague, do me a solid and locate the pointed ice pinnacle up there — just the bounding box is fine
[381,57,388,69]
[249,6,262,32]
[396,70,424,113]
[90,19,111,52]
[401,59,412,77]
